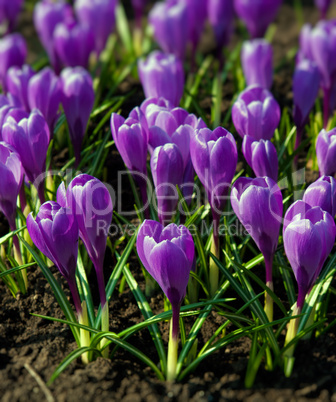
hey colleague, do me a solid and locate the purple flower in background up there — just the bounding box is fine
[184,0,207,55]
[0,141,23,229]
[149,0,188,60]
[60,67,95,166]
[57,174,113,308]
[293,59,320,130]
[234,0,282,38]
[28,67,61,133]
[0,0,24,32]
[207,0,234,52]
[316,128,336,176]
[283,200,336,309]
[111,108,149,215]
[5,65,35,112]
[296,24,313,63]
[136,219,194,353]
[54,20,95,69]
[303,176,336,217]
[315,0,332,19]
[27,201,81,314]
[33,0,73,74]
[2,110,50,202]
[75,0,117,56]
[232,85,280,140]
[132,0,148,27]
[242,135,278,182]
[0,33,26,91]
[138,51,184,107]
[241,39,273,89]
[150,143,184,225]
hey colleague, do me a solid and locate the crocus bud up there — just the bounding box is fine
[315,0,332,19]
[149,0,188,60]
[241,39,273,89]
[2,111,50,202]
[293,59,320,130]
[0,105,28,140]
[242,135,278,182]
[132,0,147,27]
[0,33,26,91]
[234,0,282,39]
[184,0,207,54]
[33,0,73,73]
[56,174,113,308]
[54,20,95,69]
[190,127,237,215]
[0,141,23,228]
[231,177,283,282]
[150,143,184,225]
[207,0,234,50]
[232,85,280,140]
[111,108,149,213]
[316,128,336,176]
[60,67,95,165]
[28,67,61,133]
[5,65,35,112]
[136,219,194,361]
[75,0,117,56]
[296,24,313,63]
[283,200,336,308]
[138,51,184,107]
[27,201,81,314]
[0,0,24,32]
[303,176,336,217]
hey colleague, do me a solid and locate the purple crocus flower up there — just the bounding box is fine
[241,39,273,89]
[136,219,194,380]
[184,0,207,56]
[0,105,28,140]
[2,110,50,203]
[316,128,336,176]
[234,0,282,39]
[132,0,148,28]
[54,20,95,69]
[110,108,149,215]
[138,51,184,107]
[293,59,320,130]
[0,33,26,91]
[5,65,35,113]
[27,201,81,315]
[150,143,184,226]
[0,141,23,229]
[207,0,234,54]
[232,85,281,140]
[303,176,336,217]
[308,20,336,127]
[242,135,278,182]
[60,67,95,166]
[283,200,336,310]
[0,0,24,32]
[75,0,117,56]
[231,176,283,320]
[315,0,332,19]
[33,0,73,74]
[28,67,61,133]
[57,174,113,309]
[149,0,188,60]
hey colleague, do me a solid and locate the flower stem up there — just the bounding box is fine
[100,302,109,358]
[209,211,220,297]
[264,257,273,322]
[167,304,180,382]
[78,300,90,364]
[323,87,330,129]
[284,303,301,377]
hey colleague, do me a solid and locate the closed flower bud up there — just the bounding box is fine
[207,0,234,50]
[241,39,273,89]
[232,85,280,140]
[138,51,184,107]
[303,176,336,217]
[316,128,336,176]
[5,64,35,112]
